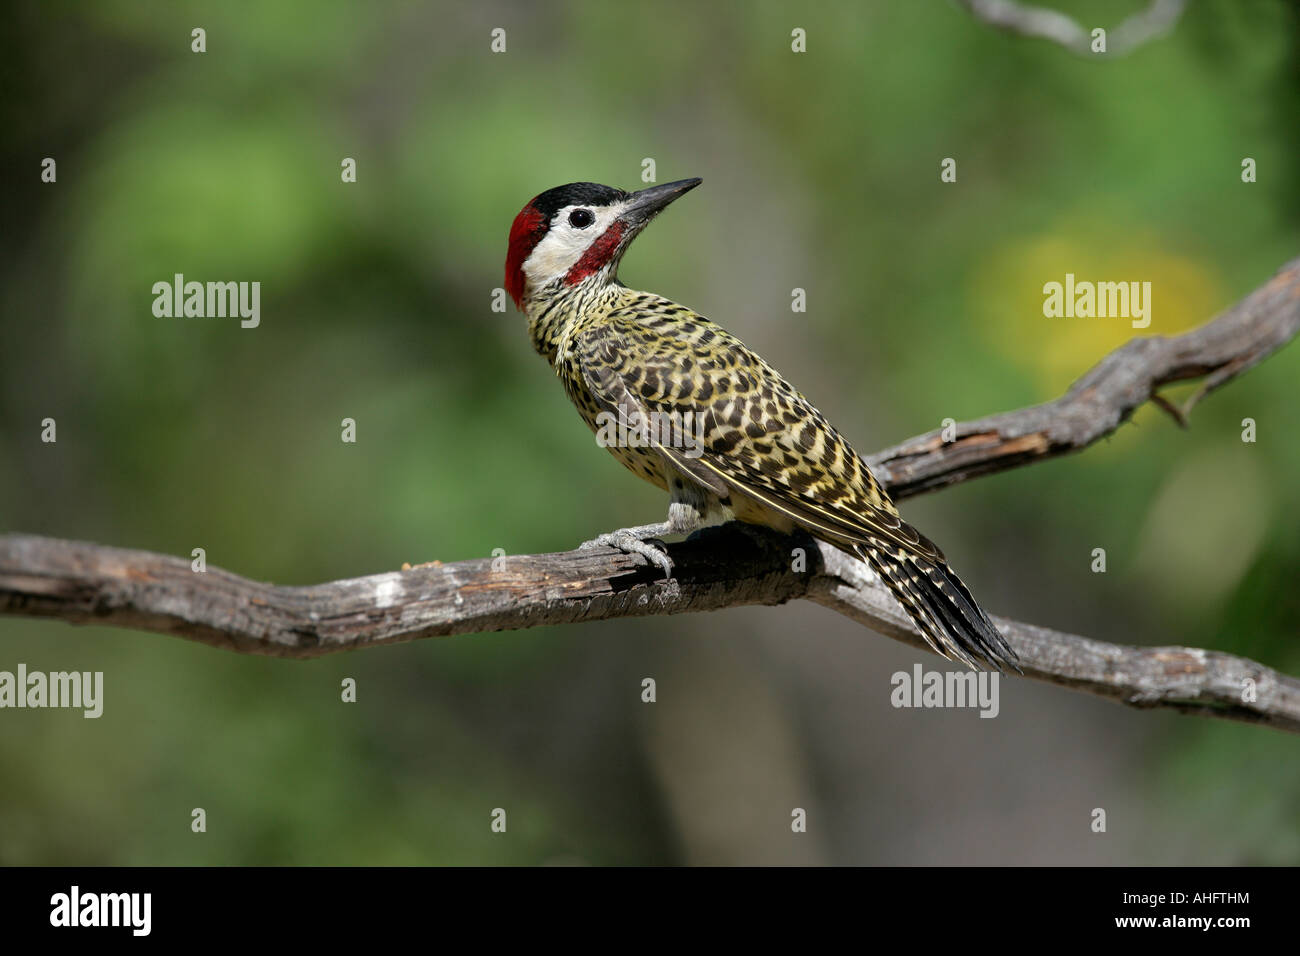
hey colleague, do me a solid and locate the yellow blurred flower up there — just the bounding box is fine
[971,222,1223,396]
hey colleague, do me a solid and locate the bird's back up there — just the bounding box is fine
[561,289,898,527]
[558,289,1017,671]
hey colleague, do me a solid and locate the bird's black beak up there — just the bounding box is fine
[621,178,702,229]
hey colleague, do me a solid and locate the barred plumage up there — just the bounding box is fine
[505,179,1019,672]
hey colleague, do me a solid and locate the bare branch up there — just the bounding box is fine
[2,257,1298,732]
[2,529,1297,733]
[955,0,1188,58]
[869,256,1300,498]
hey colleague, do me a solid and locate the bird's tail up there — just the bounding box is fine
[855,535,1020,673]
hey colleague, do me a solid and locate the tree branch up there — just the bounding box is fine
[2,528,1298,733]
[955,0,1188,58]
[869,256,1300,498]
[2,257,1298,733]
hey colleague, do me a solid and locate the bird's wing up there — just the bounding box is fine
[571,309,937,562]
[573,307,1019,672]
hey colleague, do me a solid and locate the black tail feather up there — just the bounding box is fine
[858,537,1020,673]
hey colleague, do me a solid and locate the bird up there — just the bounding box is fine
[503,178,1019,672]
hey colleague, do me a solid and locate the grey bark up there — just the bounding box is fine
[955,0,1188,58]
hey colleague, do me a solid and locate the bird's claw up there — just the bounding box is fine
[580,531,674,580]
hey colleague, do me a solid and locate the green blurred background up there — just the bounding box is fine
[2,0,1298,864]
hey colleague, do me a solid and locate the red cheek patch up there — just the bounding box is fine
[564,221,625,286]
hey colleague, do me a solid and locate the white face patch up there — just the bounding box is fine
[522,201,629,291]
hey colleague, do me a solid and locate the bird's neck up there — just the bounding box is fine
[524,276,622,364]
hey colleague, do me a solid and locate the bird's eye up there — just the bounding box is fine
[568,208,595,229]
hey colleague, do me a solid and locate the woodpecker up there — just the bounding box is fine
[504,179,1018,671]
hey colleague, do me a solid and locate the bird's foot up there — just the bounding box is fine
[579,523,674,580]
